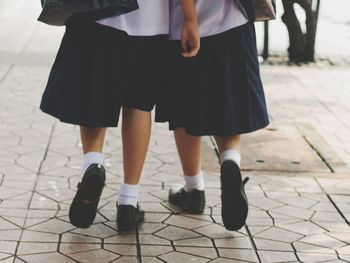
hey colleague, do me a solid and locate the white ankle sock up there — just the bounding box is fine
[220,150,241,167]
[118,183,139,208]
[184,171,205,192]
[83,152,104,173]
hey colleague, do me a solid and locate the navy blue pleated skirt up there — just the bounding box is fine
[40,19,167,128]
[155,22,270,136]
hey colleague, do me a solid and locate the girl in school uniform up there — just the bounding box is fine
[39,0,198,231]
[156,0,270,231]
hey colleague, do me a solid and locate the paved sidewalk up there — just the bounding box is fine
[0,1,350,263]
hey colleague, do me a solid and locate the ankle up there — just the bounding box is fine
[220,149,241,168]
[118,183,139,208]
[184,171,205,192]
[83,152,104,173]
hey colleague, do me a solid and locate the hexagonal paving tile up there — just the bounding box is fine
[67,249,119,263]
[165,215,211,229]
[159,251,209,263]
[174,237,213,247]
[195,224,246,239]
[0,240,17,254]
[214,237,253,249]
[17,242,58,255]
[19,252,76,263]
[104,244,137,256]
[155,226,201,241]
[104,234,137,245]
[279,221,326,236]
[254,238,294,251]
[293,241,336,254]
[27,218,74,234]
[258,250,298,262]
[71,223,116,239]
[218,249,258,262]
[254,227,303,243]
[140,245,173,257]
[138,234,171,246]
[175,247,217,259]
[60,243,101,254]
[297,252,338,263]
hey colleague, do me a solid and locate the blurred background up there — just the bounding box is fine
[255,0,350,64]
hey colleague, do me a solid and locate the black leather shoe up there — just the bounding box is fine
[117,204,145,232]
[220,160,249,231]
[69,164,106,228]
[169,185,205,214]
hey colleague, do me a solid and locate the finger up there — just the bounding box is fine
[191,41,200,55]
[183,41,200,57]
[181,38,188,53]
[185,49,198,57]
[182,51,194,58]
[182,46,196,57]
[182,49,198,57]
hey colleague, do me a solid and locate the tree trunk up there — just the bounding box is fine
[282,0,320,63]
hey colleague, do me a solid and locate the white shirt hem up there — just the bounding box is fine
[170,20,249,40]
[96,22,169,36]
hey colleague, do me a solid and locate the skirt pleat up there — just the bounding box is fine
[40,19,167,127]
[155,22,270,136]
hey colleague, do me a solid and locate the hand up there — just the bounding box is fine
[181,20,200,58]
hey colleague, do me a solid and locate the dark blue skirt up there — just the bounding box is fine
[40,19,167,128]
[155,22,270,136]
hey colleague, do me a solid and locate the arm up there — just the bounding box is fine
[180,0,200,57]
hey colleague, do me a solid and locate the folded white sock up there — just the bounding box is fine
[184,171,205,192]
[220,149,241,168]
[83,152,104,173]
[118,183,139,208]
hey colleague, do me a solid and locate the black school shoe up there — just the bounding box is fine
[168,185,205,214]
[69,164,106,228]
[117,204,145,232]
[220,160,250,231]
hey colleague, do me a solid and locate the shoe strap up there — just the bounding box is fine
[243,177,250,185]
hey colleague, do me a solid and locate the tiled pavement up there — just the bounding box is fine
[1,1,350,263]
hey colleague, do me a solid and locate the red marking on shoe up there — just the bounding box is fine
[81,200,92,205]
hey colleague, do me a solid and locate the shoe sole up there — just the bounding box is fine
[220,160,248,231]
[69,172,105,228]
[117,211,145,232]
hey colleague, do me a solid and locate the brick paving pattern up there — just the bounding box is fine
[0,1,349,262]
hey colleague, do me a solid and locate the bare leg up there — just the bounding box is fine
[80,126,107,153]
[214,135,241,154]
[174,128,202,176]
[173,130,241,173]
[122,107,152,185]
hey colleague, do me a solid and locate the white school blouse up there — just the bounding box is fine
[170,0,249,40]
[96,0,169,36]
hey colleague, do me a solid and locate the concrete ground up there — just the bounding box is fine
[0,1,349,263]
